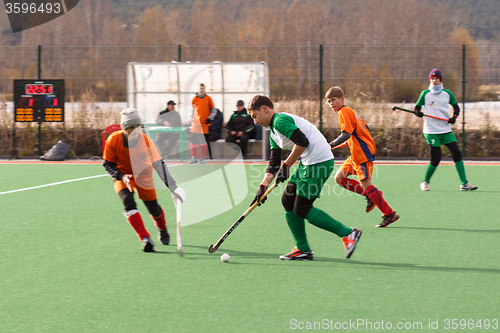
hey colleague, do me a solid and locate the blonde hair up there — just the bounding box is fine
[325,86,344,100]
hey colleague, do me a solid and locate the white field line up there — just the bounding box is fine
[0,163,183,196]
[0,174,109,195]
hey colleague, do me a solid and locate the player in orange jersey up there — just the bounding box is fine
[103,108,186,252]
[325,86,399,228]
[190,83,216,164]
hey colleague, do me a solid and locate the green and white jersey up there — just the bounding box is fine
[416,89,457,134]
[269,112,333,165]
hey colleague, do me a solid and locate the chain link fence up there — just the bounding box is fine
[1,44,500,157]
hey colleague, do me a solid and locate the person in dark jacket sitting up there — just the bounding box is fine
[156,100,182,158]
[204,108,223,159]
[206,108,223,143]
[225,100,255,158]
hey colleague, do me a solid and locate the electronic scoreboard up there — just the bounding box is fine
[14,80,64,122]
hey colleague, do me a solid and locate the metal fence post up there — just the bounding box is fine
[178,44,182,62]
[38,45,42,80]
[462,44,466,156]
[38,45,42,156]
[319,44,324,132]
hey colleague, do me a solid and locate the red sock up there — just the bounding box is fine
[125,210,150,240]
[199,144,208,159]
[365,185,393,215]
[152,208,166,230]
[340,178,365,195]
[190,143,198,158]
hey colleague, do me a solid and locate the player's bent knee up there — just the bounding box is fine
[294,195,316,219]
[281,182,297,211]
[429,146,442,167]
[119,188,137,212]
[430,157,441,167]
[335,177,347,188]
[447,144,462,162]
[144,199,162,217]
[334,173,346,185]
[452,154,462,163]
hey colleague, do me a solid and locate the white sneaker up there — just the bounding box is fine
[188,156,198,164]
[420,181,430,191]
[460,182,478,191]
[198,158,205,164]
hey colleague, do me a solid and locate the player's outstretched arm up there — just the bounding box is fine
[331,141,348,150]
[329,130,351,148]
[152,159,186,202]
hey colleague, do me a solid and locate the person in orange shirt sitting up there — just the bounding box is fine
[103,108,186,252]
[190,83,216,164]
[325,86,399,228]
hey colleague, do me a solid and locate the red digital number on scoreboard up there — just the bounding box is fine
[25,84,54,95]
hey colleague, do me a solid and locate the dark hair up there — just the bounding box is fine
[236,100,244,106]
[248,95,274,111]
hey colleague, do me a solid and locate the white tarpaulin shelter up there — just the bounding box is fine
[127,62,270,124]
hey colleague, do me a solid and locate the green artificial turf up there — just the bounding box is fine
[0,163,498,332]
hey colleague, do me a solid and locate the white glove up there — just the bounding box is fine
[172,187,186,203]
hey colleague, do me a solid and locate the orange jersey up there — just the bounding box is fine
[192,94,214,134]
[103,130,162,187]
[337,106,375,164]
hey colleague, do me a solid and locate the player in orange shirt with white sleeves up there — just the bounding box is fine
[325,86,399,228]
[103,108,186,252]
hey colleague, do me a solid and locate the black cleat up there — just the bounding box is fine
[142,237,156,252]
[376,211,400,228]
[365,197,375,213]
[158,227,170,245]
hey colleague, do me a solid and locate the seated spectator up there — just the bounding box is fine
[206,108,223,143]
[155,100,181,158]
[205,108,223,160]
[225,100,255,158]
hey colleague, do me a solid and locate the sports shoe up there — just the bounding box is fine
[198,158,205,164]
[142,237,156,252]
[421,181,430,191]
[376,211,400,228]
[342,228,362,259]
[188,156,198,164]
[158,227,170,245]
[460,182,478,191]
[365,197,375,213]
[279,247,314,260]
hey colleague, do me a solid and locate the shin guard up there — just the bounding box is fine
[124,210,150,240]
[365,185,393,216]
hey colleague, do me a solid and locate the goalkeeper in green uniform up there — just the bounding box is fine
[248,95,362,261]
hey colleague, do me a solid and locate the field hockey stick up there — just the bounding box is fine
[175,197,183,256]
[142,125,185,254]
[392,106,449,122]
[208,182,278,253]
